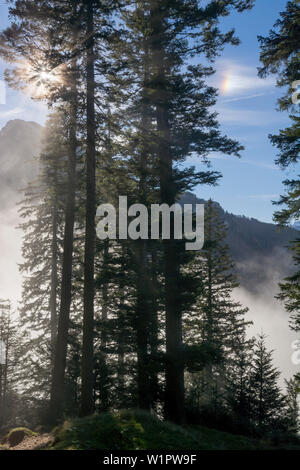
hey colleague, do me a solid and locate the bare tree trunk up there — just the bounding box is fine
[81,0,96,417]
[99,240,109,411]
[50,57,78,423]
[150,1,185,424]
[3,315,10,402]
[49,193,58,361]
[136,238,151,410]
[149,249,160,410]
[136,63,152,409]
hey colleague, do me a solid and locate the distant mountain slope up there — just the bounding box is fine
[180,192,297,291]
[292,221,300,231]
[0,119,43,210]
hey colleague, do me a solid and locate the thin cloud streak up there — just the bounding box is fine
[242,194,279,201]
[0,107,25,119]
[216,107,288,126]
[204,153,278,171]
[220,92,273,104]
[213,59,276,96]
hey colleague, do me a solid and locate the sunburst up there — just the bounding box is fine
[7,59,65,100]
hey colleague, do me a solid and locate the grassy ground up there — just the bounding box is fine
[48,409,298,450]
[2,410,299,450]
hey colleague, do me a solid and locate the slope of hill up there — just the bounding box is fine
[2,410,299,450]
[292,221,300,231]
[39,410,300,450]
[180,192,297,292]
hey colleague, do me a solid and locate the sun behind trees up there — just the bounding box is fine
[0,0,299,446]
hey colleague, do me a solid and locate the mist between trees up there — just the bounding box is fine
[0,0,299,444]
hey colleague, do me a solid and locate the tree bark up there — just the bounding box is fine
[50,58,78,423]
[49,188,58,362]
[135,41,152,409]
[150,1,185,424]
[99,239,109,412]
[80,0,96,417]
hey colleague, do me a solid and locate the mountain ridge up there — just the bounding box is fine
[181,192,296,291]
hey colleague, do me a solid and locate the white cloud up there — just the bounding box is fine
[213,59,276,97]
[0,80,5,105]
[0,207,22,303]
[216,107,287,127]
[241,159,278,171]
[235,286,299,385]
[220,92,273,103]
[0,107,25,119]
[247,194,279,200]
[197,152,278,171]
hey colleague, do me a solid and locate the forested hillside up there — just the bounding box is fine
[181,192,297,291]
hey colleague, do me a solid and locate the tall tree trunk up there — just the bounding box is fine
[117,281,126,407]
[3,323,9,402]
[81,0,96,417]
[149,249,160,410]
[150,1,185,424]
[0,302,10,426]
[99,239,109,412]
[49,191,58,362]
[50,59,78,423]
[135,42,152,409]
[206,204,213,403]
[0,309,4,418]
[117,330,125,406]
[136,238,151,410]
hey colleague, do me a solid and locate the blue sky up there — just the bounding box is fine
[0,0,293,222]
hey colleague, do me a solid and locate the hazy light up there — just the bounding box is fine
[40,70,55,82]
[0,340,5,365]
[10,60,65,100]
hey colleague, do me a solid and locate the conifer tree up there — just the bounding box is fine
[0,0,264,427]
[17,113,67,402]
[259,0,300,331]
[284,376,299,434]
[249,334,286,432]
[80,0,97,417]
[184,200,251,419]
[140,0,254,424]
[0,300,19,430]
[225,334,254,432]
[0,0,84,422]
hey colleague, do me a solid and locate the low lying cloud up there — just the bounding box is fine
[0,207,23,303]
[235,249,299,386]
[235,287,299,387]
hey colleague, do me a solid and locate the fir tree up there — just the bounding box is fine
[184,200,251,420]
[258,1,300,331]
[139,0,254,424]
[249,334,286,432]
[284,376,299,434]
[0,300,20,430]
